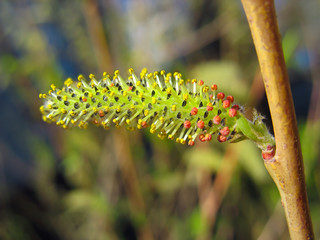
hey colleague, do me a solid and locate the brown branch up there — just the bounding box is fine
[197,146,238,240]
[83,0,113,72]
[82,1,154,239]
[113,129,154,240]
[240,0,314,239]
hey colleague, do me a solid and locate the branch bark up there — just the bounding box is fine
[240,0,314,239]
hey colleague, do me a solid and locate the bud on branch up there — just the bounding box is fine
[39,68,275,158]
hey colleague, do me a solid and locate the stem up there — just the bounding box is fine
[82,2,153,239]
[83,0,113,72]
[240,0,314,239]
[198,146,238,240]
[113,129,154,240]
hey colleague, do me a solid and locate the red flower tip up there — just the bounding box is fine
[226,96,234,103]
[228,108,237,117]
[99,110,105,117]
[205,133,212,141]
[206,105,213,111]
[184,120,191,128]
[197,120,205,129]
[211,84,218,91]
[141,121,148,128]
[232,104,240,110]
[217,135,227,142]
[198,80,204,86]
[188,140,195,146]
[213,115,221,125]
[190,107,198,115]
[223,100,231,108]
[127,86,133,91]
[220,126,230,136]
[217,92,225,100]
[199,134,206,142]
[82,97,87,102]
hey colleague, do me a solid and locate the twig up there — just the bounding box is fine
[83,0,113,72]
[240,0,314,238]
[112,128,154,240]
[82,1,154,239]
[197,146,238,240]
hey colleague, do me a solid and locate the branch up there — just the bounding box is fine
[240,0,314,238]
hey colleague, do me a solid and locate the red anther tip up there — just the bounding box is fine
[198,80,204,86]
[232,104,240,110]
[184,120,191,128]
[223,100,231,108]
[190,107,198,115]
[229,108,237,117]
[220,126,230,136]
[199,134,206,142]
[217,92,225,100]
[141,121,148,128]
[217,135,227,142]
[213,115,221,125]
[197,120,205,129]
[211,84,218,91]
[99,110,105,117]
[82,97,87,102]
[226,96,234,103]
[188,140,195,146]
[127,86,133,91]
[207,105,213,111]
[205,133,212,141]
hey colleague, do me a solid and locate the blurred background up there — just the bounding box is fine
[0,0,319,239]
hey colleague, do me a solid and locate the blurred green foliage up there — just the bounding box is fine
[0,0,319,239]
